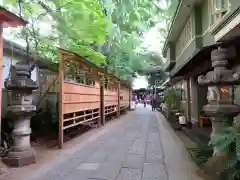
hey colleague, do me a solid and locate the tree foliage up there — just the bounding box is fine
[101,0,178,80]
[2,0,178,80]
[164,88,182,112]
[3,0,110,62]
[210,125,240,179]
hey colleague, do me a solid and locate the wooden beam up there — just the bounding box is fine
[0,27,3,142]
[186,79,191,123]
[100,76,105,125]
[117,81,120,117]
[58,49,64,149]
[129,88,132,109]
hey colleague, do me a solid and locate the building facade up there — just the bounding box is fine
[162,0,240,124]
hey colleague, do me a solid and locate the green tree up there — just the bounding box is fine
[3,0,110,62]
[2,0,178,79]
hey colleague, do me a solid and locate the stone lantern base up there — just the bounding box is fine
[3,148,36,167]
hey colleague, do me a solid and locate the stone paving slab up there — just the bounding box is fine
[85,150,109,163]
[116,168,142,180]
[90,162,122,180]
[25,107,206,180]
[142,162,168,180]
[122,154,145,169]
[19,107,205,180]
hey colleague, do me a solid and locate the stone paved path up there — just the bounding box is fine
[27,106,203,180]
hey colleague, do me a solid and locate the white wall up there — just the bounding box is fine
[2,55,17,88]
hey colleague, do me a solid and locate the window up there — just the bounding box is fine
[176,15,193,57]
[105,79,108,89]
[210,0,229,25]
[64,66,96,87]
[104,79,117,91]
[181,82,186,100]
[75,69,86,84]
[155,80,161,86]
[64,66,75,82]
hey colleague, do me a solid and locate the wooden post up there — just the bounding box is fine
[58,51,64,149]
[100,76,105,125]
[117,81,120,117]
[186,79,191,123]
[0,7,27,156]
[129,87,132,109]
[96,74,101,128]
[0,26,3,144]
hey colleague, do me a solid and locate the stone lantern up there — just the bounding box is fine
[197,46,240,173]
[0,7,27,140]
[3,62,38,167]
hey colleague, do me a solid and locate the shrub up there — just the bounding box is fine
[164,88,182,114]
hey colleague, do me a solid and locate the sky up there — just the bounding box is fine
[132,76,149,90]
[141,22,166,56]
[134,20,167,89]
[132,23,166,89]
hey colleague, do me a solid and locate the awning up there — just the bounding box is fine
[171,36,240,78]
[171,44,219,78]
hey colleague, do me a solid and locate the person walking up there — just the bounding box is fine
[151,94,156,111]
[131,93,138,109]
[134,94,138,108]
[142,93,146,108]
[143,96,147,108]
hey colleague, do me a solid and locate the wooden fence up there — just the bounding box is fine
[58,49,131,148]
[103,74,120,120]
[120,81,130,111]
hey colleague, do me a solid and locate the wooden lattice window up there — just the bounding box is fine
[75,68,86,84]
[107,81,112,91]
[85,76,95,86]
[105,79,116,91]
[105,78,108,89]
[64,66,75,82]
[176,15,193,58]
[64,62,96,87]
[210,0,229,25]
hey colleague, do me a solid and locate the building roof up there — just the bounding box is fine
[170,36,240,78]
[0,6,27,28]
[3,39,58,71]
[170,44,217,77]
[59,48,132,85]
[160,77,170,87]
[144,66,164,74]
[162,0,181,57]
[162,0,201,57]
